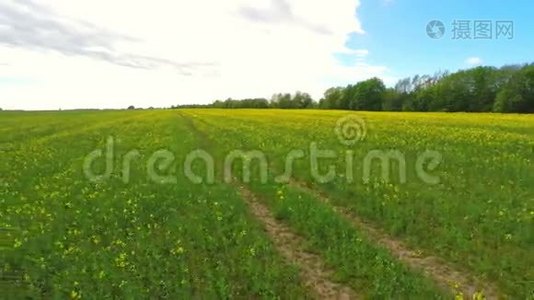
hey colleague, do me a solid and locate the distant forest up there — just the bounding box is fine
[174,63,534,113]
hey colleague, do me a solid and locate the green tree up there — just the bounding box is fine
[494,65,534,113]
[321,87,345,109]
[352,77,386,111]
[382,88,403,111]
[293,92,314,108]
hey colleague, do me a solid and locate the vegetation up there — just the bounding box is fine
[1,111,307,298]
[184,109,534,298]
[2,109,532,298]
[184,92,316,109]
[174,63,534,113]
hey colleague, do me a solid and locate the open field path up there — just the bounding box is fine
[178,109,512,299]
[290,180,502,299]
[179,112,359,299]
[239,185,358,299]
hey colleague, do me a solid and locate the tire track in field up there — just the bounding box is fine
[290,180,501,299]
[238,185,357,300]
[180,110,502,298]
[178,111,359,299]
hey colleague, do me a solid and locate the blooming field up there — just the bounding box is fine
[1,109,532,298]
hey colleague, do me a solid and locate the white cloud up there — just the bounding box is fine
[355,49,369,57]
[465,56,483,66]
[0,0,390,110]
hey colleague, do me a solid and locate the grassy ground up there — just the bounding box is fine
[182,109,533,297]
[1,111,307,298]
[1,109,532,298]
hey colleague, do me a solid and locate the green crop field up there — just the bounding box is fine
[1,109,533,299]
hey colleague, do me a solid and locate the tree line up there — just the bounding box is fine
[174,63,534,113]
[174,92,315,109]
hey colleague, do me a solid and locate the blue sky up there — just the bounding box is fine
[343,0,533,79]
[0,0,532,109]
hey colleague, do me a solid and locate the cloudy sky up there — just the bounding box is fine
[0,0,532,110]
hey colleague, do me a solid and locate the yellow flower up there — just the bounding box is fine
[171,246,184,255]
[472,291,484,300]
[115,253,128,268]
[70,290,81,299]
